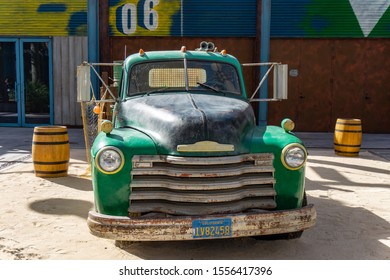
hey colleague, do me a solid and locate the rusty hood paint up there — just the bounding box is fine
[116,93,255,155]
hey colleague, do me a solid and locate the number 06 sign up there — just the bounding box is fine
[110,0,181,36]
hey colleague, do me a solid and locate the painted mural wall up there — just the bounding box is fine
[271,0,390,38]
[0,0,87,36]
[2,0,388,38]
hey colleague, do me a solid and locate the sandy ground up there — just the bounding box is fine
[0,148,389,260]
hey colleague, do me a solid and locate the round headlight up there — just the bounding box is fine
[96,147,124,174]
[281,144,307,170]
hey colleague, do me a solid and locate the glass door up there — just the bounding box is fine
[0,38,52,127]
[0,39,19,125]
[21,39,52,126]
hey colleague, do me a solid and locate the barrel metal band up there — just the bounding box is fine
[334,150,359,154]
[33,131,68,135]
[34,170,68,175]
[334,143,361,148]
[33,160,69,165]
[336,122,361,126]
[32,141,69,145]
[335,129,362,133]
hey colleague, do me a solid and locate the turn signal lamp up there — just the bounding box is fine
[281,118,295,132]
[221,49,227,56]
[139,49,145,56]
[181,46,187,52]
[93,105,101,115]
[101,120,114,134]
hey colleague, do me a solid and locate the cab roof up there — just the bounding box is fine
[124,50,241,69]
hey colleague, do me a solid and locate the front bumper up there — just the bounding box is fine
[87,205,316,241]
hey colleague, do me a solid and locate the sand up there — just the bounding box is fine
[0,149,389,260]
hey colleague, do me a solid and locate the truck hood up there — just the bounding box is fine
[116,93,255,155]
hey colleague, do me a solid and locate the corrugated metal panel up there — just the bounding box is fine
[53,36,87,126]
[109,0,257,37]
[181,0,257,37]
[271,0,390,38]
[0,1,87,36]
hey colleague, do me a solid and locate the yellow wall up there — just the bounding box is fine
[0,0,87,36]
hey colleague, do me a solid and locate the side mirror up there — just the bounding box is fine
[242,62,288,102]
[77,65,91,102]
[273,64,288,100]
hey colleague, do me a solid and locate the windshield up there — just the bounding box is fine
[127,60,241,96]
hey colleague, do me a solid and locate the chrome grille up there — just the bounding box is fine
[129,153,276,216]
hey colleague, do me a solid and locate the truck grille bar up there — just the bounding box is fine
[129,153,276,216]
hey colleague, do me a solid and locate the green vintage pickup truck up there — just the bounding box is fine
[87,44,316,241]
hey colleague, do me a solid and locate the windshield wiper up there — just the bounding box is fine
[125,87,181,99]
[196,82,219,92]
[196,82,225,95]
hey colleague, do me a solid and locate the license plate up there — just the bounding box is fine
[192,218,232,239]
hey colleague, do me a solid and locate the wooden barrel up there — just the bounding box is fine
[334,118,362,157]
[32,126,70,178]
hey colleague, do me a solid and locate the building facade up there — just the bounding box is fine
[1,0,389,132]
[0,0,87,127]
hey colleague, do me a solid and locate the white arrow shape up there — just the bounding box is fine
[349,0,390,37]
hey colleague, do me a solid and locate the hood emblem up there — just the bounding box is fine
[177,141,235,152]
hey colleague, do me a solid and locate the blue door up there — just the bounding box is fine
[0,38,53,127]
[0,39,19,125]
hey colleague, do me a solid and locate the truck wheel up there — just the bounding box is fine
[252,192,307,240]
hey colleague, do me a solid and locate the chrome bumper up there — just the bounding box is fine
[88,205,316,241]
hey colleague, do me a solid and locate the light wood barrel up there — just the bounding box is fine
[334,119,362,157]
[32,126,70,177]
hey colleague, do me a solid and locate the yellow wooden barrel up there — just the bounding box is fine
[334,119,362,157]
[32,126,70,178]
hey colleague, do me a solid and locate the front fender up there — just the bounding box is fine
[251,126,306,210]
[91,128,157,216]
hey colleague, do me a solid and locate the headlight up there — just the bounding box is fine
[96,147,124,174]
[281,143,307,170]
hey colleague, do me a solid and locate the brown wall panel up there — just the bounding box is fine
[299,40,332,132]
[267,39,301,127]
[331,40,365,127]
[268,39,332,132]
[269,38,390,133]
[363,40,390,133]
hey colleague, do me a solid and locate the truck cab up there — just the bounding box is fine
[87,45,316,241]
